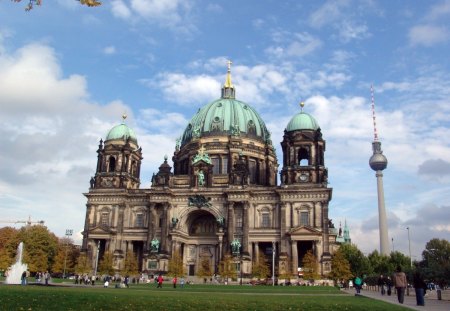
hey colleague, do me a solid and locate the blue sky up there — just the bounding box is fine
[1,0,449,261]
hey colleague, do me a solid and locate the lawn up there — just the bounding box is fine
[0,283,411,311]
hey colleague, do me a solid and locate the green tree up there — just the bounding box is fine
[302,250,320,280]
[339,244,371,277]
[197,257,213,279]
[420,238,450,287]
[75,253,92,274]
[219,254,237,283]
[389,251,411,275]
[52,238,79,275]
[17,225,58,272]
[328,248,353,284]
[98,251,115,276]
[368,250,392,275]
[123,251,139,276]
[252,253,270,280]
[167,252,185,277]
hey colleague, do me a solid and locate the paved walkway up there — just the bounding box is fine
[342,288,450,311]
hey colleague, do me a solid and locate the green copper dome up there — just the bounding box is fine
[181,98,271,145]
[286,112,320,132]
[106,123,137,143]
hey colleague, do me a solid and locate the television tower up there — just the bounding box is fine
[369,85,389,256]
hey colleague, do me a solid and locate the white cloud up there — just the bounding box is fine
[309,0,350,28]
[111,0,132,19]
[338,21,370,43]
[103,45,116,55]
[265,31,322,58]
[425,0,450,21]
[408,24,449,47]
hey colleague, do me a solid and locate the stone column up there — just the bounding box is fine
[255,242,260,263]
[242,203,249,254]
[279,203,287,253]
[291,240,298,275]
[161,203,169,253]
[322,201,330,255]
[227,202,234,253]
[82,204,92,251]
[146,203,154,252]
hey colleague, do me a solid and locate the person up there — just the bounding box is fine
[354,276,362,295]
[180,277,185,288]
[173,276,177,288]
[386,276,393,296]
[21,271,27,286]
[378,274,386,295]
[413,268,426,306]
[124,275,129,288]
[393,266,407,304]
[44,271,50,286]
[157,274,163,288]
[91,274,96,286]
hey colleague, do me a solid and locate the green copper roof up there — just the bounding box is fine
[286,112,320,132]
[181,98,271,145]
[105,123,137,143]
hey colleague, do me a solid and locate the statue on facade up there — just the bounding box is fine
[150,238,160,253]
[197,170,205,186]
[90,177,95,188]
[216,217,225,228]
[171,217,179,228]
[231,239,241,255]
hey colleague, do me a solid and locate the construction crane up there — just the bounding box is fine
[0,216,45,226]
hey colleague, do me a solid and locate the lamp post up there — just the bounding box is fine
[392,237,394,252]
[406,227,412,267]
[272,241,276,286]
[63,229,73,279]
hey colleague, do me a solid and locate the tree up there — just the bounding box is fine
[219,254,237,283]
[339,244,371,277]
[98,251,115,276]
[0,227,19,272]
[302,250,320,280]
[167,252,185,277]
[13,0,101,11]
[420,238,450,287]
[368,250,392,275]
[196,257,213,279]
[122,251,139,276]
[16,225,58,273]
[329,248,353,284]
[52,238,79,275]
[252,253,270,280]
[75,253,92,275]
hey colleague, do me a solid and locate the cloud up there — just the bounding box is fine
[408,25,449,47]
[103,46,117,55]
[425,0,450,21]
[265,31,322,58]
[418,159,450,177]
[309,0,350,28]
[110,0,196,34]
[337,20,370,43]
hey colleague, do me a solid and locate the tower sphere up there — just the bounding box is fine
[369,149,387,171]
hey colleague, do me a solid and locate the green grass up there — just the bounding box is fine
[0,284,411,311]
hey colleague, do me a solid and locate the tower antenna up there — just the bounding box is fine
[371,84,379,142]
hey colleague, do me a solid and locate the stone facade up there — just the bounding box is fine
[82,69,340,278]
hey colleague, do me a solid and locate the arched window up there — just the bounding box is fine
[249,159,257,184]
[108,156,116,172]
[298,148,309,166]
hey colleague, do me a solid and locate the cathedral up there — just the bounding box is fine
[81,64,343,279]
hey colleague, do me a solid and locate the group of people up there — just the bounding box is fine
[21,270,50,285]
[357,265,427,306]
[154,275,185,288]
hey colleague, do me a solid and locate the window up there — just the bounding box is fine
[235,210,243,228]
[298,148,309,166]
[222,158,228,174]
[108,156,116,172]
[249,160,257,184]
[261,212,270,228]
[300,212,309,226]
[212,157,220,174]
[101,212,109,226]
[135,213,144,227]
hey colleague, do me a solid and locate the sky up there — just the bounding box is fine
[1,0,449,262]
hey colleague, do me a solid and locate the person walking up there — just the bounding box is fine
[44,271,50,286]
[413,268,426,306]
[172,276,177,289]
[354,276,362,295]
[157,274,163,288]
[386,276,393,296]
[393,266,407,304]
[378,274,386,295]
[180,277,185,288]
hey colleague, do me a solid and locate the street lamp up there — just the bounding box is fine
[406,227,412,267]
[63,229,73,279]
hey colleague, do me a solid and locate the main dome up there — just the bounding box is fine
[181,98,270,145]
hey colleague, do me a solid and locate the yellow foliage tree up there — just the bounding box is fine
[167,252,185,277]
[219,254,237,283]
[302,250,320,280]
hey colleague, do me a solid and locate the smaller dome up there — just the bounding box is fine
[106,123,137,143]
[286,112,320,132]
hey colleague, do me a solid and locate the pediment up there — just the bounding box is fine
[288,225,322,236]
[89,225,114,235]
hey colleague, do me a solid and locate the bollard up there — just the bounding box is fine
[437,289,442,300]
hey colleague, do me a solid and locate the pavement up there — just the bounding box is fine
[342,288,450,311]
